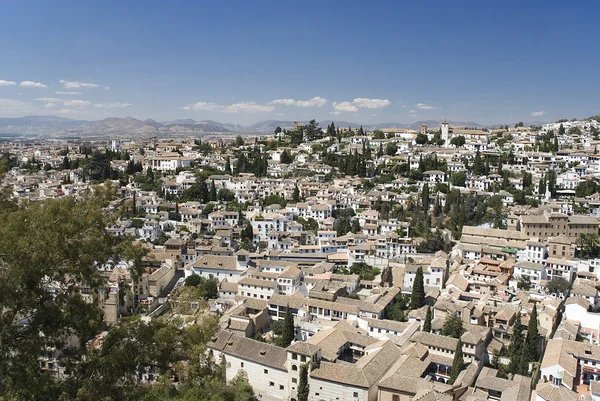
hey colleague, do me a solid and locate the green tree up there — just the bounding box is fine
[242,222,254,242]
[450,136,466,147]
[526,305,539,362]
[281,306,295,347]
[423,306,432,333]
[508,312,524,373]
[450,171,467,187]
[449,340,464,385]
[421,183,430,212]
[224,156,232,174]
[442,315,464,338]
[185,274,202,287]
[280,150,293,164]
[298,364,310,401]
[385,142,398,156]
[415,133,428,145]
[210,179,217,202]
[293,184,300,202]
[410,267,425,309]
[546,277,570,294]
[0,185,145,399]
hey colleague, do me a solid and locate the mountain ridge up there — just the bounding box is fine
[0,115,491,137]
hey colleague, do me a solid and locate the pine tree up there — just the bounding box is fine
[410,267,425,309]
[298,364,310,401]
[225,156,232,174]
[281,305,295,347]
[449,340,464,385]
[423,306,432,333]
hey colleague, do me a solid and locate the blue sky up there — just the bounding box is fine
[0,1,598,125]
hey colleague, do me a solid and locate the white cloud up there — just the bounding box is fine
[20,81,47,88]
[409,109,417,115]
[94,102,132,109]
[184,101,273,113]
[59,80,98,89]
[35,97,90,108]
[44,103,56,108]
[332,101,358,112]
[352,98,390,109]
[224,102,273,113]
[105,86,110,90]
[55,91,81,95]
[65,99,91,107]
[530,110,546,117]
[57,109,76,114]
[415,103,435,110]
[270,96,328,107]
[332,97,391,113]
[35,97,62,103]
[189,102,223,111]
[0,80,16,86]
[270,98,297,106]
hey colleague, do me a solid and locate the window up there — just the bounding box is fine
[354,392,359,397]
[264,369,268,374]
[269,382,274,387]
[393,396,400,401]
[292,378,297,384]
[292,365,298,371]
[280,385,284,390]
[240,362,244,367]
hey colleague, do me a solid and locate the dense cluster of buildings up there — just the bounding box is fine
[5,117,600,400]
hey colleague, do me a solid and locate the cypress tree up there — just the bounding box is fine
[526,305,539,361]
[293,184,300,202]
[422,183,430,212]
[210,179,217,202]
[225,156,232,174]
[410,267,425,309]
[423,306,432,333]
[131,190,137,215]
[518,341,530,376]
[449,340,464,385]
[508,312,524,374]
[281,305,295,347]
[298,364,310,401]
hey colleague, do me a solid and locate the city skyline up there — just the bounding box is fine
[0,1,599,124]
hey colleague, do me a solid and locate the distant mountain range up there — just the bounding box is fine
[0,115,488,138]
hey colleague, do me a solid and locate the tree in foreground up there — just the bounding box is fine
[410,267,425,309]
[449,340,464,385]
[0,184,146,399]
[298,363,310,401]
